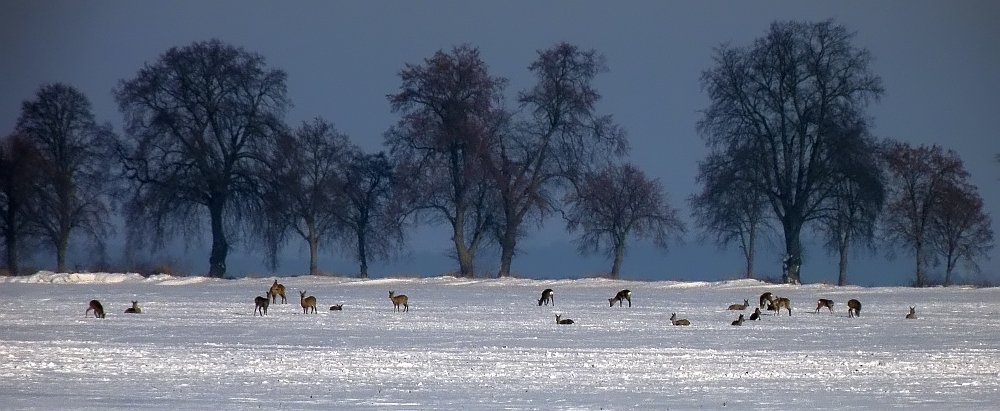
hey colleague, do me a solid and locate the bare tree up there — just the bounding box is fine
[564,164,686,278]
[697,20,884,284]
[882,141,969,287]
[15,83,115,272]
[0,134,44,275]
[338,151,407,278]
[483,42,628,278]
[261,118,351,275]
[385,44,506,277]
[930,182,993,286]
[114,39,288,278]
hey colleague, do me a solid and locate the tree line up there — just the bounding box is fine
[1,20,993,286]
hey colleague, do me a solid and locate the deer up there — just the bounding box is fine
[814,299,834,313]
[670,313,690,326]
[609,289,632,307]
[254,291,271,316]
[389,291,408,312]
[905,306,916,319]
[299,290,317,314]
[124,300,141,314]
[847,299,862,318]
[86,300,105,318]
[759,292,774,309]
[728,299,749,310]
[538,288,554,306]
[555,314,574,324]
[269,280,287,304]
[329,304,343,311]
[772,297,791,316]
[748,307,761,321]
[731,314,745,326]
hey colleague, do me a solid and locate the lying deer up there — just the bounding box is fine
[270,280,287,304]
[609,289,632,307]
[299,290,317,314]
[772,297,791,316]
[556,314,574,324]
[748,307,761,321]
[329,304,343,311]
[670,313,690,326]
[389,291,408,312]
[731,314,745,326]
[814,299,834,313]
[254,291,271,316]
[538,288,554,306]
[86,300,105,318]
[124,300,141,314]
[728,299,749,310]
[759,292,774,309]
[847,299,862,318]
[905,306,916,319]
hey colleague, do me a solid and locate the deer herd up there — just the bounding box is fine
[81,280,921,326]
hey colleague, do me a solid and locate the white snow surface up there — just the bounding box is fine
[2,272,999,410]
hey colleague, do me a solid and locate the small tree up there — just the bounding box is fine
[0,134,44,275]
[338,151,407,278]
[930,182,993,286]
[565,164,685,278]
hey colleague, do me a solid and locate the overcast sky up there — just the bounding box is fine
[2,1,999,285]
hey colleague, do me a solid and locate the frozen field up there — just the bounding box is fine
[1,272,999,410]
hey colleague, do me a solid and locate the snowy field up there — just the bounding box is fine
[2,272,999,410]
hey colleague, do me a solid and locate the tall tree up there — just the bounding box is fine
[697,20,884,284]
[261,118,351,275]
[564,164,685,278]
[882,141,968,287]
[0,134,44,275]
[385,44,505,277]
[484,42,627,278]
[338,151,407,278]
[114,39,288,278]
[930,181,993,286]
[15,83,115,272]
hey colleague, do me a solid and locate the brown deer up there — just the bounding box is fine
[759,292,774,309]
[609,289,632,307]
[847,299,862,318]
[329,304,343,311]
[538,288,554,306]
[905,306,916,319]
[555,314,574,324]
[670,313,690,326]
[86,300,105,318]
[124,300,141,314]
[814,299,834,313]
[731,314,745,326]
[389,291,408,312]
[772,297,791,316]
[748,307,761,321]
[728,299,749,310]
[299,290,317,314]
[270,280,287,304]
[254,291,271,316]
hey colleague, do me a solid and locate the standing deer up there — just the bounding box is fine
[86,300,105,318]
[254,291,271,316]
[670,313,690,326]
[389,291,408,312]
[555,314,574,324]
[728,299,749,310]
[538,289,554,306]
[609,289,632,307]
[270,280,287,304]
[759,292,775,309]
[299,290,317,314]
[814,299,834,313]
[124,300,141,314]
[731,314,745,326]
[748,307,761,321]
[905,306,916,319]
[772,297,791,316]
[847,299,862,318]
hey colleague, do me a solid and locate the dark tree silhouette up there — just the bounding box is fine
[564,164,685,279]
[114,39,288,278]
[882,141,970,287]
[338,151,407,278]
[385,44,505,277]
[484,42,628,278]
[697,20,884,284]
[15,83,115,272]
[261,118,351,275]
[0,134,44,275]
[930,179,993,286]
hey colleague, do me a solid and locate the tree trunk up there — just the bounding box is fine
[782,218,803,284]
[56,232,69,273]
[208,200,228,278]
[744,228,757,279]
[357,228,369,279]
[307,228,319,276]
[837,242,849,286]
[497,225,517,278]
[4,230,17,275]
[609,238,625,279]
[944,250,955,287]
[452,208,475,277]
[914,240,926,287]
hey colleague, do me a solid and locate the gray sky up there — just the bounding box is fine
[2,1,999,285]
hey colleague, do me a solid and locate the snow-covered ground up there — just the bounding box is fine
[2,272,999,410]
